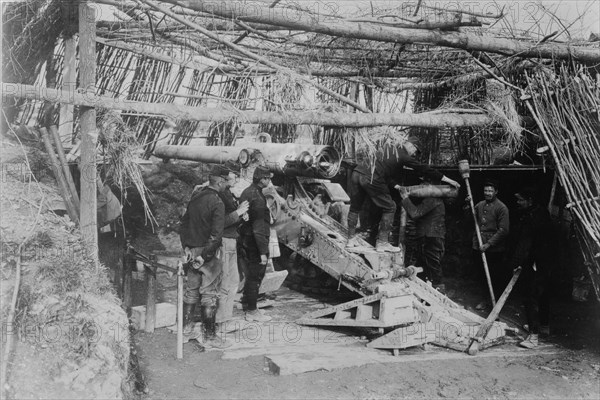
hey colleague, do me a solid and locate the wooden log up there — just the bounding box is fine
[467,267,522,355]
[144,253,157,333]
[38,127,80,224]
[79,1,98,268]
[1,83,494,128]
[49,125,80,213]
[58,35,76,144]
[165,0,600,63]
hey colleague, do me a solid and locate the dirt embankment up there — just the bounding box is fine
[0,138,131,399]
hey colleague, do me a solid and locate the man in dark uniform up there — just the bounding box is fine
[179,165,234,348]
[347,137,460,252]
[467,179,510,309]
[508,187,553,348]
[238,166,273,322]
[398,177,446,290]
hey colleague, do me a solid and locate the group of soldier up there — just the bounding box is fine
[345,137,553,349]
[179,165,274,349]
[179,137,553,351]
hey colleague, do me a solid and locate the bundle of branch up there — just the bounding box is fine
[526,65,600,299]
[259,71,303,143]
[97,111,156,227]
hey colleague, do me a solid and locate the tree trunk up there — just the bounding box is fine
[167,0,600,63]
[3,83,494,128]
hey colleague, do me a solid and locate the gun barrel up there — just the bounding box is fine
[154,144,341,179]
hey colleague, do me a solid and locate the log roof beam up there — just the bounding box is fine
[165,0,600,63]
[2,83,494,128]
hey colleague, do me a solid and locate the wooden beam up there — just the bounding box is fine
[167,0,600,63]
[2,83,494,128]
[78,1,99,268]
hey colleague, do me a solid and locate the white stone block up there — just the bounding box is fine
[131,302,177,331]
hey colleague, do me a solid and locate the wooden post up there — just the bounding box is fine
[59,35,76,145]
[144,253,157,333]
[49,125,80,213]
[467,267,522,355]
[79,1,99,268]
[177,262,184,359]
[38,127,79,224]
[122,243,133,313]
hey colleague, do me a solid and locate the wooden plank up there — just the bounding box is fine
[264,345,385,376]
[367,323,436,349]
[296,318,390,328]
[355,304,373,321]
[78,1,98,268]
[379,295,415,325]
[334,310,352,320]
[299,293,384,320]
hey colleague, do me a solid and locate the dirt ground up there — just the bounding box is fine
[131,269,600,400]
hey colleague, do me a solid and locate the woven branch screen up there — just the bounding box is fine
[526,65,600,300]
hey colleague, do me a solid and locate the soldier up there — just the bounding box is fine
[347,137,460,252]
[508,187,553,348]
[238,166,273,322]
[179,165,244,348]
[398,176,446,291]
[467,179,510,310]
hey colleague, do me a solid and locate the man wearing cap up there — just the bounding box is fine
[179,165,247,348]
[238,165,273,322]
[468,179,510,308]
[398,176,446,291]
[348,136,461,253]
[216,169,249,328]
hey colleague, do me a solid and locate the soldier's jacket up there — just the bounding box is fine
[354,145,443,187]
[219,188,243,239]
[508,205,555,274]
[472,198,510,252]
[401,197,445,239]
[238,183,270,257]
[180,186,224,261]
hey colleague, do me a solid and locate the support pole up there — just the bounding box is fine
[144,253,157,333]
[49,125,80,213]
[177,262,184,359]
[458,160,496,307]
[79,1,98,268]
[38,127,79,224]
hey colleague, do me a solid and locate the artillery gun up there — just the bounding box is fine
[154,138,509,354]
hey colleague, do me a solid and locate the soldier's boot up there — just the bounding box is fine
[200,304,232,349]
[345,211,360,248]
[375,212,401,253]
[519,334,539,349]
[182,302,197,336]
